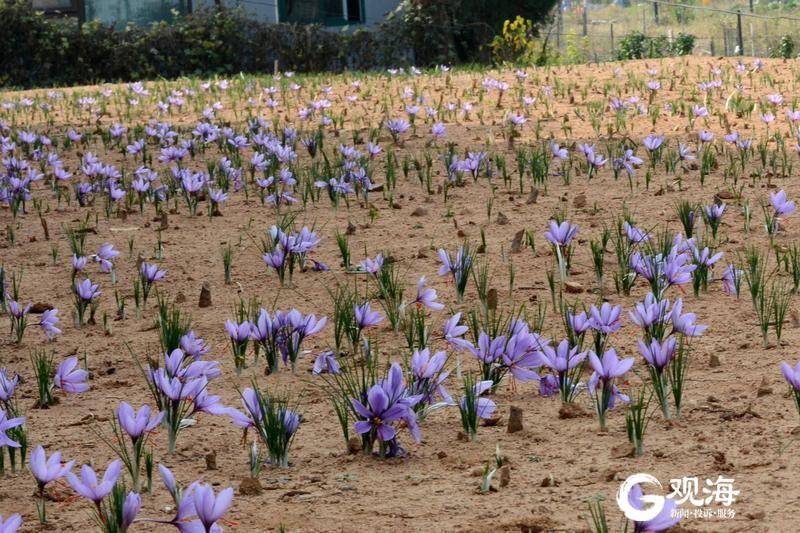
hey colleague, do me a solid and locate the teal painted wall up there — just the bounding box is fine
[84,0,186,26]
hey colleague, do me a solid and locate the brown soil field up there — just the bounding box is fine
[1,56,798,532]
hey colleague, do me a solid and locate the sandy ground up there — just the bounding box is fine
[1,57,798,532]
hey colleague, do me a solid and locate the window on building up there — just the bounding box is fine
[322,0,343,18]
[279,0,361,25]
[346,0,361,22]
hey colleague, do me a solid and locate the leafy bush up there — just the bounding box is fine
[0,0,561,88]
[615,31,695,61]
[768,35,795,59]
[490,16,542,66]
[0,0,404,88]
[671,33,695,56]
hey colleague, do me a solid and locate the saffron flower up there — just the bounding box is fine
[139,262,166,305]
[544,220,578,248]
[626,483,681,532]
[412,276,444,310]
[54,356,89,394]
[312,351,340,375]
[67,460,121,503]
[117,402,163,440]
[408,348,451,412]
[442,312,471,350]
[193,483,234,533]
[588,348,633,429]
[355,301,383,330]
[30,445,73,524]
[771,189,796,223]
[30,445,73,487]
[0,514,21,533]
[0,410,25,448]
[38,309,61,340]
[351,363,421,455]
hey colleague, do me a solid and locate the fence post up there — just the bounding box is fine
[749,0,754,13]
[556,5,562,51]
[583,0,588,37]
[736,10,744,56]
[610,22,615,55]
[654,1,659,25]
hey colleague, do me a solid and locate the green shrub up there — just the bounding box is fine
[768,34,795,59]
[615,31,695,61]
[0,0,402,88]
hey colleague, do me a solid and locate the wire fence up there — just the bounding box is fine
[550,0,800,62]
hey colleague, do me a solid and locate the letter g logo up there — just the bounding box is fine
[616,473,665,522]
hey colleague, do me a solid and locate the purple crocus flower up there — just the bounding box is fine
[0,370,19,402]
[38,308,61,339]
[54,356,89,394]
[352,385,407,441]
[721,264,742,296]
[95,243,119,272]
[544,220,578,247]
[781,360,800,390]
[623,221,649,244]
[122,492,140,530]
[385,118,410,139]
[225,319,252,343]
[627,483,681,532]
[702,202,725,222]
[698,130,714,143]
[771,189,795,217]
[551,142,568,160]
[669,298,707,337]
[678,143,695,161]
[502,333,542,382]
[539,374,559,397]
[30,445,73,488]
[192,483,233,533]
[117,402,164,440]
[413,276,443,310]
[459,380,496,419]
[72,254,88,273]
[588,348,634,382]
[643,134,664,152]
[0,410,25,448]
[75,278,101,302]
[0,514,21,533]
[629,293,670,331]
[312,351,340,375]
[359,254,384,274]
[567,310,592,335]
[140,262,166,283]
[354,302,383,329]
[538,339,586,372]
[7,300,30,320]
[589,303,622,334]
[443,312,471,350]
[67,460,121,503]
[180,330,210,360]
[638,337,677,372]
[408,348,452,407]
[469,332,506,364]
